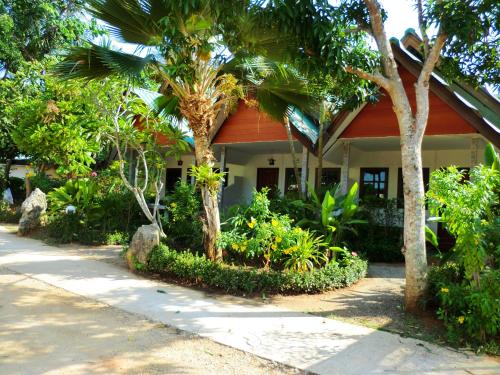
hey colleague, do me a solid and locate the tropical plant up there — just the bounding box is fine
[161,181,203,249]
[105,96,191,236]
[282,230,328,272]
[54,0,319,261]
[47,178,99,215]
[426,148,500,286]
[249,0,499,310]
[300,182,365,252]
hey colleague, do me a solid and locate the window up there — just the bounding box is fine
[397,168,430,206]
[315,168,341,189]
[359,168,389,199]
[285,168,302,194]
[165,168,182,192]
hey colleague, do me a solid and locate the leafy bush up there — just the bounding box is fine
[44,174,146,244]
[0,200,21,223]
[161,182,203,248]
[146,243,367,295]
[30,173,64,193]
[349,198,404,262]
[219,189,332,271]
[426,148,500,351]
[429,263,499,350]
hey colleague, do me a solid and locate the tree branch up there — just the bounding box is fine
[363,0,399,79]
[418,29,447,85]
[415,29,448,140]
[345,66,391,91]
[417,0,430,59]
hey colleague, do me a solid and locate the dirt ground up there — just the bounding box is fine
[0,267,299,375]
[266,263,445,343]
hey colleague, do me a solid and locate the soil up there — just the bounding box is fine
[0,266,299,375]
[263,263,446,344]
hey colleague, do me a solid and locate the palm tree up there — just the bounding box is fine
[55,0,319,261]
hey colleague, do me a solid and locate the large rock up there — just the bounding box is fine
[18,188,47,235]
[126,224,161,270]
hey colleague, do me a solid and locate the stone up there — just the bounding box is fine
[126,224,160,269]
[18,188,47,236]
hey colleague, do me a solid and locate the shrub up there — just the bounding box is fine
[219,189,332,271]
[349,198,404,262]
[429,263,499,350]
[425,153,500,352]
[146,244,367,295]
[30,173,64,193]
[0,200,21,223]
[161,182,203,248]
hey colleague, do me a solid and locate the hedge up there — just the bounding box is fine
[146,244,368,295]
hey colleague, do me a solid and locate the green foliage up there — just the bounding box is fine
[348,198,404,262]
[47,179,99,216]
[44,171,146,244]
[429,263,499,351]
[161,182,203,248]
[7,62,124,176]
[426,0,499,86]
[29,173,64,193]
[299,182,366,249]
[427,165,499,281]
[189,164,225,196]
[220,189,336,272]
[0,0,100,74]
[0,200,20,223]
[426,154,499,351]
[147,243,367,295]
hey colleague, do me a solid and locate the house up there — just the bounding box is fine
[165,30,499,213]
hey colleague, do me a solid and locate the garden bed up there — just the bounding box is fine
[145,244,368,295]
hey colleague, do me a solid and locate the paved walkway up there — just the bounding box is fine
[1,227,499,375]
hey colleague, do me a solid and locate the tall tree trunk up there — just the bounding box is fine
[284,117,303,198]
[400,136,427,311]
[193,135,222,262]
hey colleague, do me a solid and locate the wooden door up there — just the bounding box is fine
[256,168,279,194]
[165,168,182,192]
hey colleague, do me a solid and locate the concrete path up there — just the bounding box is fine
[1,227,499,375]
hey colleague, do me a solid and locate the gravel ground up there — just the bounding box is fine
[0,267,299,375]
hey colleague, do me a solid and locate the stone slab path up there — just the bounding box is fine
[1,227,499,375]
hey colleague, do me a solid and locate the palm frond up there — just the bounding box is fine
[133,88,181,120]
[87,0,166,45]
[53,43,156,80]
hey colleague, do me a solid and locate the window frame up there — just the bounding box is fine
[359,167,389,199]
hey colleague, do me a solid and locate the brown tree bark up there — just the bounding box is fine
[193,135,222,262]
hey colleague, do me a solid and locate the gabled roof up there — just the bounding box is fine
[210,100,319,154]
[325,32,500,149]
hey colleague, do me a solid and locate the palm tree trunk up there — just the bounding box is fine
[284,117,303,198]
[193,135,222,262]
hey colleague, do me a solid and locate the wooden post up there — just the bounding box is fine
[190,156,196,185]
[340,141,350,194]
[470,136,480,166]
[218,146,226,207]
[301,145,309,196]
